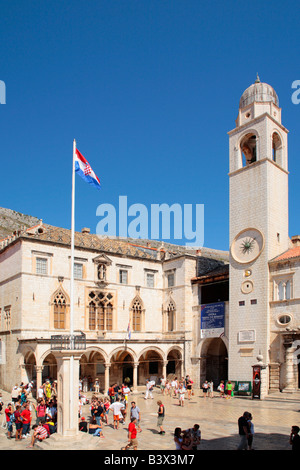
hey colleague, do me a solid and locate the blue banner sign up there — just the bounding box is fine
[200,302,225,338]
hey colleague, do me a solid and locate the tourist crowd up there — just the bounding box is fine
[0,375,299,451]
[1,379,57,448]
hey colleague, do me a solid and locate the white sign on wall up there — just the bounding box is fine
[238,329,256,343]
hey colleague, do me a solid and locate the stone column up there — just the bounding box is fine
[104,363,111,395]
[35,365,44,395]
[162,361,168,380]
[282,342,297,393]
[132,362,139,393]
[180,360,184,379]
[55,351,82,437]
[190,357,201,388]
[260,366,268,399]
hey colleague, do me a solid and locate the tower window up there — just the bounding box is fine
[272,132,282,165]
[241,134,257,166]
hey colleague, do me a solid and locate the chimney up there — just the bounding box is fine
[291,235,300,247]
[81,227,90,234]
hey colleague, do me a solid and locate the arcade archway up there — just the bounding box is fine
[200,338,228,387]
[42,353,57,383]
[110,350,135,386]
[138,349,164,384]
[80,350,106,392]
[23,352,37,385]
[166,348,183,378]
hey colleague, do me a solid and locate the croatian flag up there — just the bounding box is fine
[75,149,101,190]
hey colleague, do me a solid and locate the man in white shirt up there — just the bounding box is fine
[109,398,125,429]
[37,385,44,400]
[160,376,166,395]
[123,385,130,401]
[178,384,186,406]
[145,380,155,399]
[171,378,178,397]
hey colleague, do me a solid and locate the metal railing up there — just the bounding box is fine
[50,332,86,351]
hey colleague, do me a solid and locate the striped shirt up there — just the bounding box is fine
[36,425,48,439]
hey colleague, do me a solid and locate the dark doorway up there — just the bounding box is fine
[202,338,228,388]
[122,354,133,385]
[167,360,176,375]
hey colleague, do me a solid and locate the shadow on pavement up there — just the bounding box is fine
[200,432,291,450]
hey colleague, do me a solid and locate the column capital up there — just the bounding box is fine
[54,351,83,362]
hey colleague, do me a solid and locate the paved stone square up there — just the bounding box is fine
[0,387,299,451]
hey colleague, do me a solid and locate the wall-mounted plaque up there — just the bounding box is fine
[238,329,256,343]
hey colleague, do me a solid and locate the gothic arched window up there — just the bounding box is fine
[53,291,66,330]
[88,291,114,331]
[167,300,176,332]
[106,303,113,330]
[132,298,142,332]
[129,296,145,332]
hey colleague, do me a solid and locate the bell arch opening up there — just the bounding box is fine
[272,131,283,166]
[241,133,257,166]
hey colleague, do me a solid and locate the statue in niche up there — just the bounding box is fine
[97,263,106,281]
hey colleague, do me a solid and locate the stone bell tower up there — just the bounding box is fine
[228,75,290,392]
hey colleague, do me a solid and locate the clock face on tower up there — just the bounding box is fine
[231,228,264,264]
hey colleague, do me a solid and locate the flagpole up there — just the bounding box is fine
[69,138,76,431]
[71,139,76,337]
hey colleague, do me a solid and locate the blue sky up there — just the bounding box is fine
[1,0,300,251]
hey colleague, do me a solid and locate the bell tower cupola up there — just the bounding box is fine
[229,74,288,173]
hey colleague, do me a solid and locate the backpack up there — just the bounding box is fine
[10,412,16,423]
